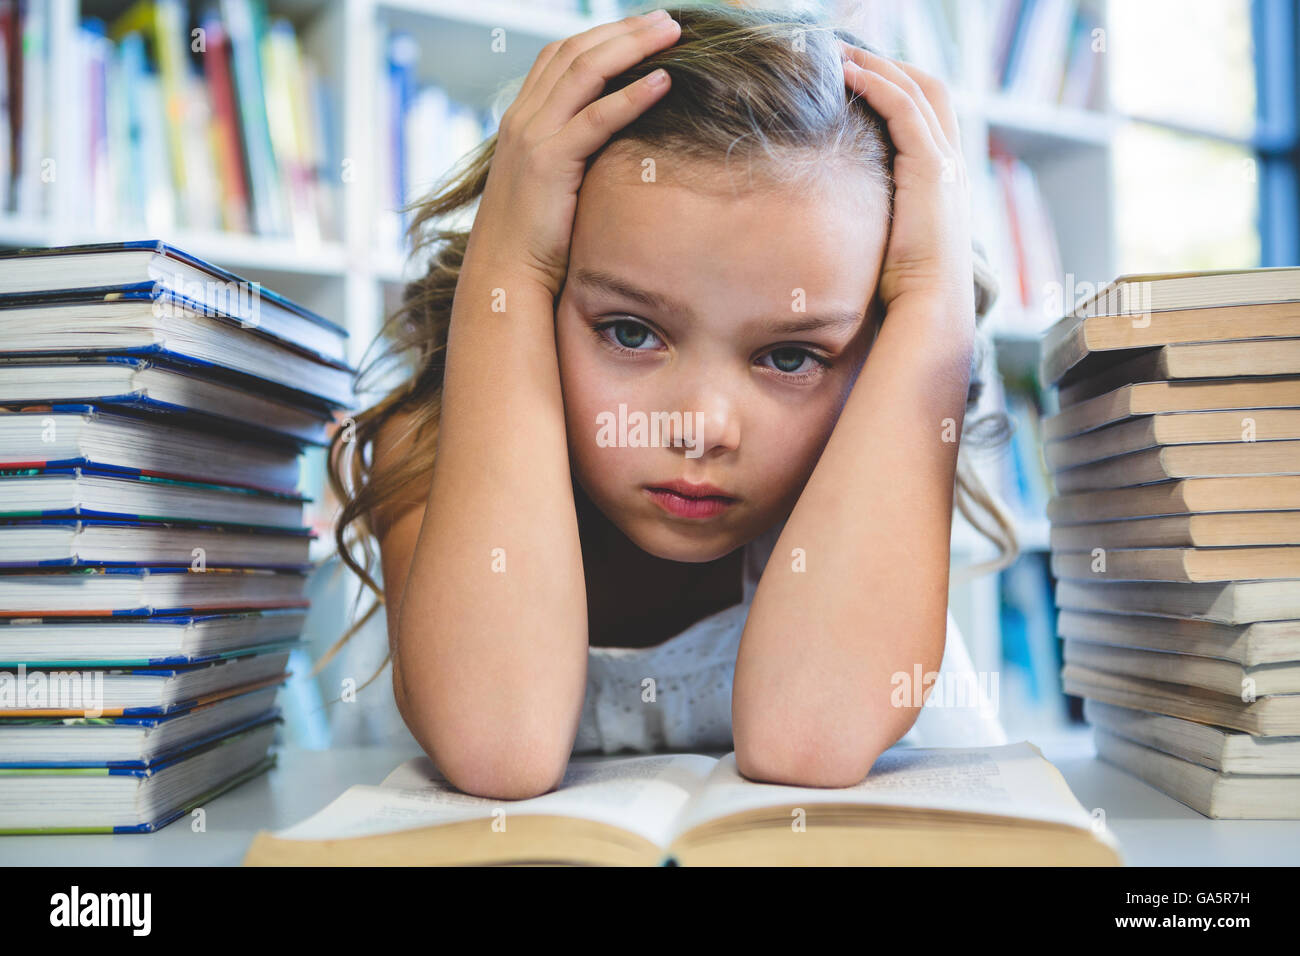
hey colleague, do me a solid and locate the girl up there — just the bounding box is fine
[326,4,1017,800]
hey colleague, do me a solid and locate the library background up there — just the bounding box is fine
[6,0,1296,749]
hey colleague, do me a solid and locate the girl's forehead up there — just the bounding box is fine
[571,167,887,317]
[578,148,886,242]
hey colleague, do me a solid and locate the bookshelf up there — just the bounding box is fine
[2,0,1126,742]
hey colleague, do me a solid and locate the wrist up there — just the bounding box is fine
[882,295,976,348]
[456,255,560,314]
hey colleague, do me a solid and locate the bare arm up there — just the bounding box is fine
[390,268,587,801]
[731,308,972,787]
[732,47,978,787]
[373,12,682,800]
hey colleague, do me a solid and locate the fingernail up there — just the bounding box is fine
[645,8,670,19]
[646,68,668,86]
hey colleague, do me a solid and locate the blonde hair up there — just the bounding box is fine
[321,2,1018,680]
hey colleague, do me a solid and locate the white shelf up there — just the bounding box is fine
[982,93,1117,148]
[375,0,596,38]
[0,215,57,247]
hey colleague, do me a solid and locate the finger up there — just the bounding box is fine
[892,61,962,157]
[532,15,681,136]
[843,46,950,156]
[506,10,670,122]
[841,42,952,156]
[842,61,941,162]
[547,66,673,160]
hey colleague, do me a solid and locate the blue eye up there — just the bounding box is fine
[768,348,812,373]
[761,347,830,381]
[596,318,663,353]
[593,318,831,383]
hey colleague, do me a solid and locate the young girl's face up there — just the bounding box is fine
[555,147,890,564]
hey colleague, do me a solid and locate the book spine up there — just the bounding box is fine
[82,20,112,231]
[1,1,15,212]
[1000,0,1034,91]
[150,0,192,221]
[302,58,337,239]
[385,31,418,250]
[104,28,132,226]
[221,0,286,235]
[262,18,317,244]
[17,0,44,217]
[990,0,1023,88]
[993,151,1032,310]
[1060,9,1100,108]
[112,27,172,230]
[200,10,251,233]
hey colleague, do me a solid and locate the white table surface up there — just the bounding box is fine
[3,732,1297,866]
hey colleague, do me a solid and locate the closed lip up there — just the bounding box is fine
[645,479,738,500]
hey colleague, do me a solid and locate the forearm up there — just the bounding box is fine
[396,260,588,798]
[732,304,975,787]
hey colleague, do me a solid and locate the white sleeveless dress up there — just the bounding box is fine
[573,518,1008,755]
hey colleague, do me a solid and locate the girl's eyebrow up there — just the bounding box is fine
[572,268,862,335]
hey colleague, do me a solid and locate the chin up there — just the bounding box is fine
[623,517,742,564]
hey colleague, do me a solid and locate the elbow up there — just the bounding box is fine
[421,714,571,800]
[734,737,877,790]
[396,676,572,800]
[733,710,910,789]
[435,740,570,801]
[388,608,587,798]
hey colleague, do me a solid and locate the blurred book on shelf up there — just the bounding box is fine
[998,552,1067,736]
[986,139,1064,338]
[1038,266,1300,819]
[0,240,353,832]
[991,0,1103,107]
[40,0,340,241]
[376,28,496,257]
[997,386,1053,524]
[0,0,50,219]
[854,0,965,84]
[989,381,1067,736]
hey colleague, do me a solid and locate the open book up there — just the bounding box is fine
[243,743,1123,866]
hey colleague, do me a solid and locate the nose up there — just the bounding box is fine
[668,375,740,460]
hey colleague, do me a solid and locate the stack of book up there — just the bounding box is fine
[0,240,354,833]
[1039,267,1300,819]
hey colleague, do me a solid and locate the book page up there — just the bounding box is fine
[668,742,1097,841]
[271,752,719,849]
